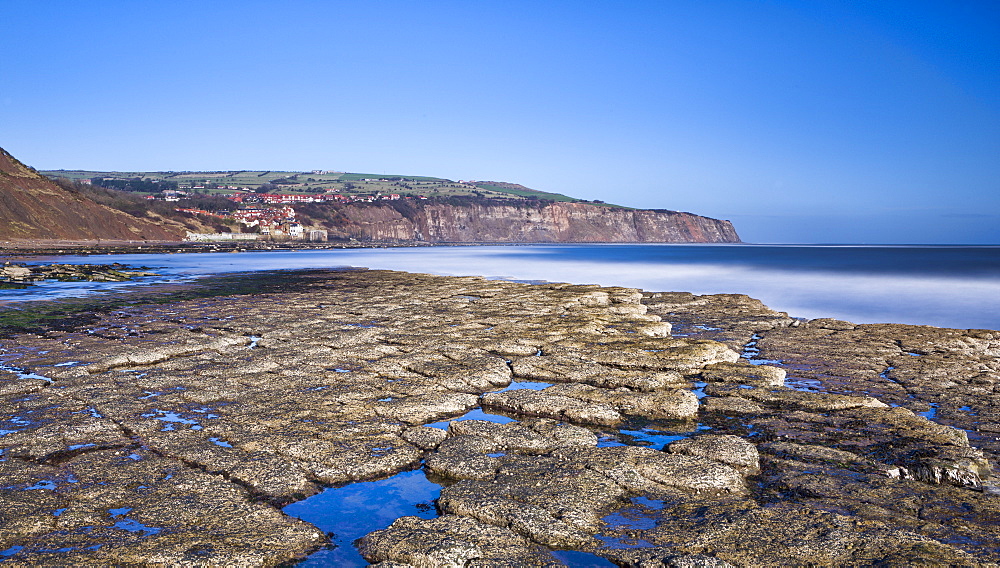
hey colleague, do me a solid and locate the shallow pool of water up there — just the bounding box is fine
[285,380,714,565]
[785,376,823,392]
[425,407,518,430]
[0,360,54,384]
[497,380,553,393]
[550,549,618,566]
[919,403,939,420]
[596,420,710,450]
[283,469,442,567]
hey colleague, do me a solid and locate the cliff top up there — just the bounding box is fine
[39,168,608,206]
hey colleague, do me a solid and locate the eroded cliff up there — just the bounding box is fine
[1,144,739,244]
[324,201,740,243]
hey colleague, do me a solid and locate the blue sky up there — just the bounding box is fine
[2,1,998,243]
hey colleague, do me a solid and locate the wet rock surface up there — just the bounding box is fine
[0,262,157,285]
[642,291,1000,565]
[0,269,996,566]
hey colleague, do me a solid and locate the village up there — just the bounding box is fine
[155,188,418,204]
[170,189,426,241]
[43,170,591,243]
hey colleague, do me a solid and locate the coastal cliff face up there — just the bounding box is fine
[0,147,183,241]
[328,202,740,243]
[0,144,738,243]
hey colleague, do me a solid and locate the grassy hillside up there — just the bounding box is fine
[40,169,615,206]
[471,181,587,203]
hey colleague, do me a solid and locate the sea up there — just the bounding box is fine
[2,244,1000,331]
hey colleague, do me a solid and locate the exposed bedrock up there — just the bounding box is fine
[328,201,741,243]
[0,269,997,565]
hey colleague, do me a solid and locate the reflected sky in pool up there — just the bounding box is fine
[283,469,441,567]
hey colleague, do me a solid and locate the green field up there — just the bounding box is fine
[337,173,449,182]
[40,169,617,206]
[471,182,579,203]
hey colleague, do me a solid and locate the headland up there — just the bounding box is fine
[2,146,740,246]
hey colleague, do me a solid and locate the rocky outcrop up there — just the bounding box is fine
[328,201,741,243]
[0,262,158,284]
[0,147,184,241]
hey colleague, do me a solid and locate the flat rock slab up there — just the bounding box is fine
[644,290,1000,564]
[481,388,625,426]
[0,269,727,564]
[669,434,761,475]
[358,514,562,567]
[511,354,687,391]
[0,268,997,566]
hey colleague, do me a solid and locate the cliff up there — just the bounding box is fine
[0,147,184,241]
[1,145,738,244]
[320,201,740,243]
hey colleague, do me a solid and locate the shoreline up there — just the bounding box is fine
[0,238,438,258]
[3,246,1000,332]
[0,268,997,565]
[0,239,752,258]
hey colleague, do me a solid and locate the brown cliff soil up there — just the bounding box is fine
[0,147,185,241]
[0,269,996,565]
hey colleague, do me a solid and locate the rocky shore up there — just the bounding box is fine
[0,239,433,258]
[0,269,997,566]
[1,262,159,286]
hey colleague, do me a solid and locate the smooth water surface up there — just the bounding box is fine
[425,407,518,429]
[3,244,999,330]
[283,469,441,567]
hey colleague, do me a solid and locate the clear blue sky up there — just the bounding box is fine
[2,1,998,243]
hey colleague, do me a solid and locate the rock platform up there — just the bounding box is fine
[1,262,158,285]
[0,269,998,566]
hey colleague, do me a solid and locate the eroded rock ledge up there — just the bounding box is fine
[0,269,997,566]
[1,262,157,285]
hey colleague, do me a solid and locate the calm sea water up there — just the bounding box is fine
[3,244,999,330]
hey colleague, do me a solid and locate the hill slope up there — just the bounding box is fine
[0,147,183,241]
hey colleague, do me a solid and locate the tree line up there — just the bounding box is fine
[91,177,179,193]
